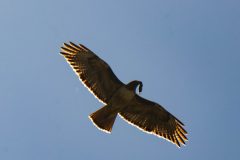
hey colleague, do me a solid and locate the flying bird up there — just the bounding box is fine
[60,42,188,147]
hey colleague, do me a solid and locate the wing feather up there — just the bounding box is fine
[60,42,124,104]
[119,95,188,147]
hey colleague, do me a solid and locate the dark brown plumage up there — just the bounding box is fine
[60,42,188,147]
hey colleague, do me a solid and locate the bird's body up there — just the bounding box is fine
[60,42,188,147]
[109,85,135,107]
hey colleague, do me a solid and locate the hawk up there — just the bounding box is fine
[60,42,188,147]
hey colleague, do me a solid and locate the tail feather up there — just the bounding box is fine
[89,105,117,133]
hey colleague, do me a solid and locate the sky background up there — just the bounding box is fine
[0,0,240,159]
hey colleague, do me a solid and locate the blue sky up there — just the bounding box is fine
[0,0,240,159]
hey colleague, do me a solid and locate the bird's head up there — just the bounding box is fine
[126,80,143,94]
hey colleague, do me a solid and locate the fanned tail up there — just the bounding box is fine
[89,105,117,133]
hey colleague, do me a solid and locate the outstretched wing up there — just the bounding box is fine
[60,42,124,104]
[119,95,188,147]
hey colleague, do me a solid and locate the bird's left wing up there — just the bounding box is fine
[119,95,188,147]
[60,42,124,104]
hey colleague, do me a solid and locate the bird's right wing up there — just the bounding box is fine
[119,95,188,147]
[60,42,124,104]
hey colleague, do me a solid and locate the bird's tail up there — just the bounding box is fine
[89,105,117,133]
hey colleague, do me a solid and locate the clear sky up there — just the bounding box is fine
[0,0,240,159]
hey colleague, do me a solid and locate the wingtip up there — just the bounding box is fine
[69,41,75,45]
[69,41,82,50]
[60,51,68,56]
[63,42,68,47]
[79,44,89,51]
